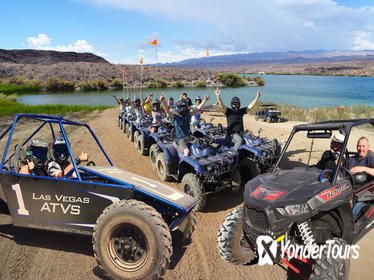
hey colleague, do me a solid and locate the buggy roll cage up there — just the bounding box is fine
[0,114,113,181]
[272,118,374,184]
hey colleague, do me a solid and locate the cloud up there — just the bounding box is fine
[26,34,106,57]
[81,0,374,53]
[352,31,374,50]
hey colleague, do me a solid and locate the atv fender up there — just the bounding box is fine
[238,145,263,158]
[178,157,205,181]
[158,143,179,164]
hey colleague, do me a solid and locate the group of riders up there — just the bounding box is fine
[18,89,374,210]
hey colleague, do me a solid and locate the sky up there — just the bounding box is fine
[1,0,374,64]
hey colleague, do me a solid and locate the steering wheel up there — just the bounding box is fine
[14,145,27,172]
[86,161,96,166]
[340,166,355,186]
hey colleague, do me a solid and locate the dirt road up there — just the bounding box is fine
[0,108,373,279]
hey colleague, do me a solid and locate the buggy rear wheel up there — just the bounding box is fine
[93,199,172,280]
[149,144,161,169]
[217,207,255,265]
[180,173,206,211]
[156,153,173,182]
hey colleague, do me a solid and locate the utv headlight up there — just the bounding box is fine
[284,203,309,216]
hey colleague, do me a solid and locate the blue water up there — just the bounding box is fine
[18,75,374,109]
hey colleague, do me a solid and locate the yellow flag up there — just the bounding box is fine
[206,48,209,56]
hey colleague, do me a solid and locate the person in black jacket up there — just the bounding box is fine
[215,89,261,150]
[317,133,345,170]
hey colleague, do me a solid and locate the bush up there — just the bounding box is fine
[171,80,184,88]
[194,80,206,87]
[216,73,246,87]
[78,80,108,91]
[147,78,168,88]
[46,78,75,91]
[110,78,123,89]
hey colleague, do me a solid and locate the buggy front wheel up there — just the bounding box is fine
[93,199,172,280]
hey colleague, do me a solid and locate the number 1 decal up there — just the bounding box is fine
[11,184,30,216]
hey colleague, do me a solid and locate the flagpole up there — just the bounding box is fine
[155,43,158,98]
[122,66,125,98]
[140,60,143,97]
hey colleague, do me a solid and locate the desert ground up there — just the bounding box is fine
[0,108,373,280]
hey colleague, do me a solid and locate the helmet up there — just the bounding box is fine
[175,99,189,115]
[152,99,161,111]
[53,136,70,163]
[231,97,241,111]
[330,133,345,158]
[26,139,48,166]
[134,98,141,107]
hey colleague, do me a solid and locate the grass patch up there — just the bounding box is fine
[0,99,112,116]
[0,84,42,94]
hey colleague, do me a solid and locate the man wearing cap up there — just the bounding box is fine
[160,92,209,157]
[215,89,261,150]
[317,133,345,170]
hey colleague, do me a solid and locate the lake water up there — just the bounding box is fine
[18,75,374,109]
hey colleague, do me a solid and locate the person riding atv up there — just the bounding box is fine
[160,92,209,157]
[215,88,261,150]
[317,133,345,170]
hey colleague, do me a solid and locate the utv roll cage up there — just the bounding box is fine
[273,118,374,184]
[0,114,113,182]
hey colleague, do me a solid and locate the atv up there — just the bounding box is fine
[218,119,374,279]
[255,104,281,123]
[0,114,197,280]
[152,134,240,211]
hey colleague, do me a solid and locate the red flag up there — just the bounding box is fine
[140,57,143,64]
[123,67,126,73]
[148,39,157,46]
[122,73,124,78]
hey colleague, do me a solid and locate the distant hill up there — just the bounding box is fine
[161,50,374,68]
[0,49,109,64]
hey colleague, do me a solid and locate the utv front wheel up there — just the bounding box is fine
[149,144,161,169]
[217,207,255,265]
[93,200,172,280]
[180,173,206,211]
[309,238,350,280]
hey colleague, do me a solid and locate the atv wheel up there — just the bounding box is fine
[156,153,172,182]
[266,116,271,123]
[129,126,135,142]
[134,131,140,150]
[309,238,350,280]
[93,199,172,280]
[239,158,260,187]
[125,123,130,137]
[176,212,196,244]
[118,117,121,128]
[136,133,149,156]
[180,173,206,211]
[123,122,127,133]
[149,144,161,169]
[217,207,255,265]
[277,117,281,123]
[255,114,259,121]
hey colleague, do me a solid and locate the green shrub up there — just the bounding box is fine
[110,78,123,89]
[216,72,246,87]
[46,78,75,91]
[194,80,206,87]
[147,78,168,88]
[171,80,184,88]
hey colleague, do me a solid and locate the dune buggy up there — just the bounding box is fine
[255,104,281,123]
[0,114,197,280]
[218,119,374,279]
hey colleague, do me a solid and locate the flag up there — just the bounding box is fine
[123,67,126,73]
[148,39,157,46]
[206,48,209,57]
[140,57,143,64]
[122,73,124,78]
